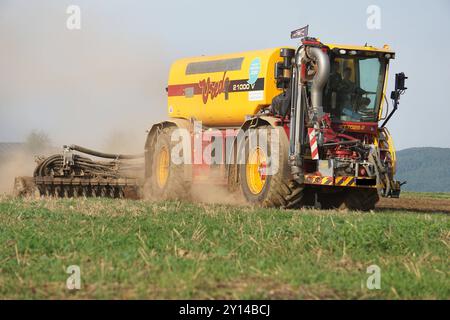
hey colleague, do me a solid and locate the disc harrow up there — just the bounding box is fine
[31,145,144,199]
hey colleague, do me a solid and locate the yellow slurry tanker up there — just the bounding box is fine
[144,36,407,210]
[23,32,407,211]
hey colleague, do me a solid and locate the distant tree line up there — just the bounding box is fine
[396,148,450,192]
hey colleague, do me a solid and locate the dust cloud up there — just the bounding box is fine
[0,150,39,194]
[190,184,246,206]
[0,3,249,203]
[0,2,170,154]
[0,2,172,191]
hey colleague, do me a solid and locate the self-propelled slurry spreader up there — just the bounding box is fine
[17,34,407,211]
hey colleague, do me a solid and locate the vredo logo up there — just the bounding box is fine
[198,72,230,104]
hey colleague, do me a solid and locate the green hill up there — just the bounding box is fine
[396,147,450,192]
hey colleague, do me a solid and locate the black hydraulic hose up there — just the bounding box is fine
[289,72,297,156]
[35,155,63,176]
[289,45,303,157]
[68,144,144,160]
[75,158,115,167]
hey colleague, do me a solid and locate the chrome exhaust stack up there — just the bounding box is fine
[306,46,330,122]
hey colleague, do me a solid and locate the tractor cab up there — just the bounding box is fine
[322,44,394,124]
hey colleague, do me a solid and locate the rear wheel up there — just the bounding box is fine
[148,126,190,200]
[343,189,379,211]
[239,125,304,209]
[318,191,346,210]
[319,188,379,211]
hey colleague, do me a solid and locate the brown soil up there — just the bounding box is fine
[376,197,450,214]
[200,276,341,299]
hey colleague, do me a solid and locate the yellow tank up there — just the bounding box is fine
[167,48,289,126]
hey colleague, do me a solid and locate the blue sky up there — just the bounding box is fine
[1,0,449,151]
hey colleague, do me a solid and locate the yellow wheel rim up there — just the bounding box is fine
[246,147,267,195]
[156,146,169,188]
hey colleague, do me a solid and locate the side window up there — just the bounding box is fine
[358,58,381,109]
[343,59,356,83]
[330,58,353,83]
[359,58,380,93]
[334,58,343,75]
[325,58,355,112]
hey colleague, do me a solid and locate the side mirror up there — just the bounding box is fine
[391,72,408,100]
[395,72,408,91]
[390,90,399,100]
[381,72,408,128]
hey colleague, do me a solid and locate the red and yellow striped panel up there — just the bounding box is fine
[304,175,359,187]
[334,176,356,187]
[304,175,334,185]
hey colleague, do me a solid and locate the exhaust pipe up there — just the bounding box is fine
[307,47,330,120]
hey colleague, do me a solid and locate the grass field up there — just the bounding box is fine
[401,191,450,200]
[0,194,449,299]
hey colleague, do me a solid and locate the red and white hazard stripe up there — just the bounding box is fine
[308,128,319,160]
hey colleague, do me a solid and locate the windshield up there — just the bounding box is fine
[323,55,387,122]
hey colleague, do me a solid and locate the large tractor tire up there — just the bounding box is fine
[318,191,346,210]
[147,126,190,200]
[342,189,379,211]
[239,125,303,209]
[319,189,379,211]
